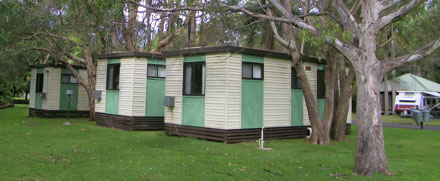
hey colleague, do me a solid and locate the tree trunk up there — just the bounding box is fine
[332,56,354,140]
[321,51,337,144]
[121,2,138,51]
[384,74,389,115]
[353,63,389,176]
[188,9,196,47]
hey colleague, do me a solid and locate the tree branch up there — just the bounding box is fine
[373,0,424,33]
[381,37,440,73]
[325,38,360,64]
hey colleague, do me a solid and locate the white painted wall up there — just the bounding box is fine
[263,57,291,127]
[164,56,183,125]
[95,59,108,113]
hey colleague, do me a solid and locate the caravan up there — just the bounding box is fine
[394,91,440,115]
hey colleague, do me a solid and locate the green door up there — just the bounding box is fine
[59,84,79,110]
[182,96,205,127]
[241,80,264,129]
[146,78,165,116]
[291,89,303,126]
[35,93,43,109]
[105,90,119,114]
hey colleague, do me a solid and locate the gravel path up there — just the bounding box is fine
[352,120,440,131]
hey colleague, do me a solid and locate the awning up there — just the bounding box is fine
[424,92,440,98]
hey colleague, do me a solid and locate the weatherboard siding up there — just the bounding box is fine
[132,58,147,116]
[29,69,36,108]
[263,57,291,127]
[118,58,135,116]
[165,57,183,125]
[77,69,90,111]
[95,59,108,113]
[226,53,242,129]
[205,53,228,129]
[42,67,61,110]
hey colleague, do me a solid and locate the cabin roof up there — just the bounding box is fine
[94,52,164,59]
[30,63,85,69]
[380,73,440,92]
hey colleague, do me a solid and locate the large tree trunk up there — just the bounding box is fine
[321,51,337,145]
[121,2,138,51]
[353,61,389,176]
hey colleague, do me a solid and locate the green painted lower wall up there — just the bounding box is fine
[35,93,43,109]
[317,99,325,120]
[146,78,165,116]
[291,89,303,126]
[182,96,205,127]
[105,90,119,114]
[241,80,263,129]
[59,84,79,110]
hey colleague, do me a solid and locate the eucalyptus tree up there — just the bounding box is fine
[224,0,440,176]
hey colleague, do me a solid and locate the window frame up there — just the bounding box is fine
[61,74,78,84]
[36,73,44,93]
[147,64,166,78]
[317,69,325,99]
[106,63,121,90]
[183,62,206,96]
[291,67,301,89]
[242,62,264,80]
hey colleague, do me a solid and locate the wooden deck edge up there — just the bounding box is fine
[95,112,164,131]
[29,108,89,118]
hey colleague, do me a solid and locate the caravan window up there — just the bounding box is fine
[36,74,44,93]
[147,65,166,78]
[400,100,416,103]
[183,62,205,96]
[106,64,120,90]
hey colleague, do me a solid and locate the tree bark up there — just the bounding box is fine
[321,50,337,144]
[354,64,389,175]
[332,55,355,141]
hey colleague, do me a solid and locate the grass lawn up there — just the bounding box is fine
[1,105,439,180]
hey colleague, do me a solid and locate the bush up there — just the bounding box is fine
[0,83,13,105]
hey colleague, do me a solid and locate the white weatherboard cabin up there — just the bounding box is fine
[29,64,89,117]
[94,52,166,131]
[163,46,352,143]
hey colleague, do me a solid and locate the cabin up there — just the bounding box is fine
[29,64,89,117]
[162,46,352,143]
[94,52,166,131]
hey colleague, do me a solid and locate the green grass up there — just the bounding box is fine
[1,105,439,180]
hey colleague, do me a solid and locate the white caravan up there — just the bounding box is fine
[394,91,440,114]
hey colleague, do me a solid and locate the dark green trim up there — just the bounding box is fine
[146,78,165,116]
[59,84,78,110]
[184,55,206,62]
[291,89,303,126]
[61,68,78,74]
[241,79,263,129]
[182,96,205,127]
[242,54,264,63]
[37,68,44,74]
[148,58,166,65]
[317,99,325,120]
[105,90,119,114]
[108,59,121,64]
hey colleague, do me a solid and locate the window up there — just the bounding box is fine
[61,74,78,84]
[317,69,325,99]
[183,62,205,96]
[106,64,120,90]
[291,68,301,89]
[36,74,44,93]
[147,65,166,78]
[242,62,263,79]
